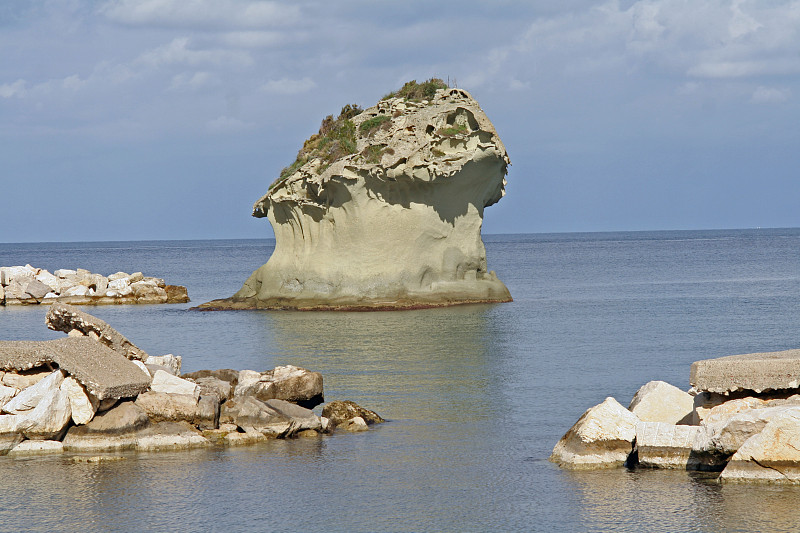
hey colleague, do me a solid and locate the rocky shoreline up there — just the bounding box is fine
[550,348,800,483]
[1,265,189,306]
[0,303,383,457]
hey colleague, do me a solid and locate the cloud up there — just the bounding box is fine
[169,71,219,91]
[752,85,791,104]
[206,115,255,133]
[0,79,26,98]
[137,37,253,68]
[100,0,300,29]
[260,77,316,95]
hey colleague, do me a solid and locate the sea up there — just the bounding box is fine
[0,228,799,532]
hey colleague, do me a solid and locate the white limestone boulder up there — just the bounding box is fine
[634,422,702,469]
[720,409,800,483]
[17,388,72,440]
[549,397,639,469]
[3,369,66,414]
[150,370,200,400]
[628,380,694,425]
[8,440,64,456]
[60,376,99,425]
[146,354,182,376]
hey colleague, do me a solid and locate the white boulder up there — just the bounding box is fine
[150,370,200,401]
[60,376,99,425]
[549,397,639,469]
[635,422,702,469]
[629,380,694,424]
[3,369,66,414]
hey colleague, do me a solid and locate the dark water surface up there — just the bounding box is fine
[1,229,799,532]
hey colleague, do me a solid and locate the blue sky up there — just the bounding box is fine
[2,0,798,242]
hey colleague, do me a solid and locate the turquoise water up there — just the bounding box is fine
[1,229,799,532]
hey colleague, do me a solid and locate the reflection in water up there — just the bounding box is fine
[562,468,800,532]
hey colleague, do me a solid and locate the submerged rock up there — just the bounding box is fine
[321,400,385,426]
[200,80,511,310]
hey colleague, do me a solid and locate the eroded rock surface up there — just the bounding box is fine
[201,82,511,310]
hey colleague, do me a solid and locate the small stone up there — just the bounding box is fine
[147,354,182,376]
[321,400,384,426]
[339,417,369,432]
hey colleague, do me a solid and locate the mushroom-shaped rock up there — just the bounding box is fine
[550,397,639,469]
[200,80,511,311]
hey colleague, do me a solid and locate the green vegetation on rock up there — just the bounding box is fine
[276,104,363,183]
[437,123,468,137]
[383,78,448,102]
[359,115,392,136]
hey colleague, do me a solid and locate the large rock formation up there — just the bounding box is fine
[201,80,511,310]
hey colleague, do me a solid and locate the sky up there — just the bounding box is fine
[1,0,799,242]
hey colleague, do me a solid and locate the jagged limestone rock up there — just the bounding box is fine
[201,83,511,310]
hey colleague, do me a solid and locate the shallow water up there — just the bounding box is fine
[1,229,799,532]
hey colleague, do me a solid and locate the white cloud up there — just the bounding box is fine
[0,79,27,98]
[260,77,316,95]
[509,78,530,91]
[137,37,253,68]
[217,31,283,48]
[100,0,300,29]
[169,71,219,91]
[62,74,87,91]
[206,115,255,133]
[752,85,790,104]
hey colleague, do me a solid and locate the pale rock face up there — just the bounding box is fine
[0,385,18,409]
[634,422,702,469]
[720,409,800,483]
[204,86,511,310]
[339,416,369,432]
[693,406,800,464]
[17,388,72,440]
[108,278,131,291]
[549,397,639,469]
[8,440,64,455]
[64,285,91,297]
[150,370,200,400]
[35,271,60,292]
[60,376,99,425]
[629,380,694,424]
[147,354,182,375]
[1,368,52,390]
[3,369,66,414]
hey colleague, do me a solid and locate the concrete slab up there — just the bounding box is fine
[45,302,149,361]
[690,349,800,394]
[0,338,151,400]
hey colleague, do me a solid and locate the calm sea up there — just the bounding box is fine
[1,229,799,532]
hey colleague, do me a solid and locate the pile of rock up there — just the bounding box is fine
[0,265,189,305]
[0,303,383,457]
[550,348,800,483]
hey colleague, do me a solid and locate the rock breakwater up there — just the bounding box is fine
[0,303,383,457]
[550,348,800,483]
[0,265,189,305]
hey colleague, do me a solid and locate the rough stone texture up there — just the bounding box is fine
[0,433,24,456]
[549,397,639,469]
[263,399,322,433]
[1,368,51,390]
[60,376,99,425]
[693,406,800,467]
[339,417,369,432]
[25,279,52,301]
[265,365,324,408]
[147,354,182,376]
[219,396,294,437]
[8,440,64,456]
[634,422,702,469]
[165,285,190,303]
[134,391,219,429]
[628,380,694,425]
[46,303,149,361]
[0,338,151,400]
[149,371,200,400]
[199,86,511,311]
[135,421,210,451]
[321,400,385,426]
[182,369,239,388]
[690,349,800,394]
[18,388,72,440]
[234,370,277,402]
[224,428,269,446]
[62,402,150,452]
[194,377,232,403]
[3,370,65,414]
[720,410,800,483]
[692,392,765,425]
[0,384,18,409]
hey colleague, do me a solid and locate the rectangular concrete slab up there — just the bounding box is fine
[691,349,800,394]
[0,337,151,400]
